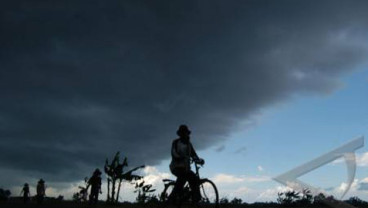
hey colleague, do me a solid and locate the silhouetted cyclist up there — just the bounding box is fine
[87,168,102,204]
[168,125,205,205]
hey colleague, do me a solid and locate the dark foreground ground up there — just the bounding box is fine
[0,201,264,208]
[0,201,212,208]
[0,201,148,208]
[0,201,365,208]
[0,201,226,208]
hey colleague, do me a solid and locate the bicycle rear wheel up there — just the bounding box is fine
[199,179,219,208]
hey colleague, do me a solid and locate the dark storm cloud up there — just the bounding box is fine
[1,0,368,185]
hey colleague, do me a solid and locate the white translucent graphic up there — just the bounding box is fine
[274,136,364,208]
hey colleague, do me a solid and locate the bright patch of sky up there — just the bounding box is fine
[152,67,368,202]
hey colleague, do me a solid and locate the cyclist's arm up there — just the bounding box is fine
[190,142,199,160]
[86,178,92,190]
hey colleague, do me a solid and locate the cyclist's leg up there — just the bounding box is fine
[187,170,201,203]
[168,168,187,204]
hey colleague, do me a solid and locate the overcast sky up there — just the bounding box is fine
[1,0,368,201]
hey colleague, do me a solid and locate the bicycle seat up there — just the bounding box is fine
[162,179,175,183]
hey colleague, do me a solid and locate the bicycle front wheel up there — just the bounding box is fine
[199,179,219,208]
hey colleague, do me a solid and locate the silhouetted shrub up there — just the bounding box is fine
[134,180,156,204]
[0,188,11,201]
[252,201,279,207]
[296,188,313,205]
[277,190,300,205]
[230,197,242,205]
[57,195,64,201]
[313,192,326,205]
[220,197,229,204]
[344,196,368,207]
[72,177,89,202]
[145,194,160,205]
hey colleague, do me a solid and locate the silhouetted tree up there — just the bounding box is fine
[104,152,120,203]
[104,152,144,203]
[116,161,144,202]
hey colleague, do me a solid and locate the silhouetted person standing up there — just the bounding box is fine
[168,125,204,204]
[20,183,30,204]
[36,179,46,204]
[87,169,102,204]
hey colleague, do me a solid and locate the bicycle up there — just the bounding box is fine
[161,160,219,208]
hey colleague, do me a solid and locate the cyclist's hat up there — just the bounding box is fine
[177,125,191,136]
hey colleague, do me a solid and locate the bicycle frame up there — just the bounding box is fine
[162,161,204,185]
[161,161,219,208]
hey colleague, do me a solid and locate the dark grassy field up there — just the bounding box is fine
[0,201,220,208]
[0,201,265,208]
[0,201,148,208]
[1,200,366,208]
[0,201,348,208]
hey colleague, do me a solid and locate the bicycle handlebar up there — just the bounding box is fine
[191,158,205,166]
